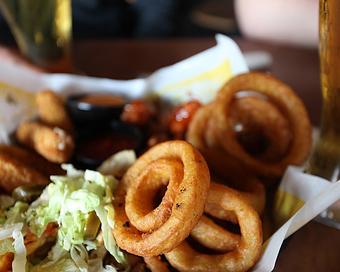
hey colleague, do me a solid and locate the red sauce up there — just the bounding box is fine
[78,132,139,161]
[169,100,202,138]
[79,94,125,107]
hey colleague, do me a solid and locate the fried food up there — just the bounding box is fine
[190,215,240,252]
[144,256,170,272]
[0,252,14,272]
[125,158,183,232]
[203,96,292,164]
[209,176,266,224]
[16,121,74,163]
[0,151,48,193]
[213,72,312,177]
[165,183,263,272]
[229,96,292,162]
[169,100,202,139]
[112,140,210,256]
[36,90,73,132]
[0,145,64,177]
[187,72,312,178]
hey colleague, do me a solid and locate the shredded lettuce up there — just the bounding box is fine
[30,258,80,272]
[0,223,22,240]
[5,202,29,225]
[25,167,127,268]
[0,223,26,272]
[95,207,126,265]
[12,228,26,272]
[70,244,89,271]
[0,237,14,255]
[0,209,6,225]
[29,243,77,272]
[0,165,128,271]
[97,150,136,178]
[88,246,118,272]
[62,164,84,177]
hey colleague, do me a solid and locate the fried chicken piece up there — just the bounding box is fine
[16,121,74,163]
[0,253,13,272]
[0,151,48,193]
[0,145,64,177]
[36,90,73,132]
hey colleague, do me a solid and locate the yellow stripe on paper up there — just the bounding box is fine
[0,82,36,122]
[0,82,35,103]
[158,60,232,94]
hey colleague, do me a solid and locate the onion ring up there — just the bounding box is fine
[112,140,210,256]
[186,104,247,178]
[125,158,183,232]
[165,183,263,272]
[208,177,266,224]
[212,72,312,177]
[228,96,292,162]
[144,256,170,272]
[186,105,266,217]
[190,215,240,252]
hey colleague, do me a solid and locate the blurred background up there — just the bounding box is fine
[0,0,318,47]
[0,0,238,41]
[0,0,318,74]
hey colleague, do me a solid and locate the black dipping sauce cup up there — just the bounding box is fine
[74,121,143,169]
[66,93,126,126]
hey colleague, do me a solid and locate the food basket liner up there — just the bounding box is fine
[0,34,339,272]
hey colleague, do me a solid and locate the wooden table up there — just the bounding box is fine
[73,38,338,271]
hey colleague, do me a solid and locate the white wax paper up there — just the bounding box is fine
[0,34,339,272]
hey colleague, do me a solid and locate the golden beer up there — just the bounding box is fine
[306,0,340,227]
[0,0,72,72]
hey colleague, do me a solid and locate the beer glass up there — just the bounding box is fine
[306,0,340,229]
[0,0,72,72]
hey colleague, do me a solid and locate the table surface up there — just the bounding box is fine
[73,38,337,271]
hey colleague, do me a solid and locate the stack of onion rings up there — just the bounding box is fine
[142,183,262,272]
[187,72,312,178]
[164,183,262,272]
[112,140,210,256]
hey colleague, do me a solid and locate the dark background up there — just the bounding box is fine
[0,0,238,43]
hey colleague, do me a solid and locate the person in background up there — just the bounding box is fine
[235,0,318,48]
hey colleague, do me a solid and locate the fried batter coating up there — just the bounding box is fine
[0,145,64,177]
[0,151,48,193]
[0,253,14,272]
[144,256,170,272]
[36,90,73,132]
[229,96,292,162]
[16,121,74,163]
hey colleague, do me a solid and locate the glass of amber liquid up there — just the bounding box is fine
[0,0,72,72]
[306,0,340,229]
